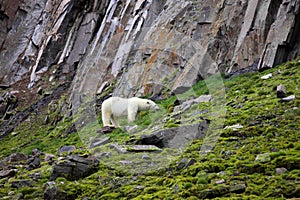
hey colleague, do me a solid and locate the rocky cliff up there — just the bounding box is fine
[0,0,299,199]
[1,0,299,89]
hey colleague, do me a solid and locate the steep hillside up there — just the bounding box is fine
[0,0,300,199]
[0,57,299,199]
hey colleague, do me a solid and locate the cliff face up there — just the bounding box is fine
[0,1,300,199]
[0,0,299,95]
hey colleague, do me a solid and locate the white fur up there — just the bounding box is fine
[101,97,159,127]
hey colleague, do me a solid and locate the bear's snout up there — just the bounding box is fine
[152,105,160,110]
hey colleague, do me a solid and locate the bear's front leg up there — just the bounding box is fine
[110,115,120,128]
[127,105,138,123]
[102,112,112,127]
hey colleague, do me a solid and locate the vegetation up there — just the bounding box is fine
[0,57,299,199]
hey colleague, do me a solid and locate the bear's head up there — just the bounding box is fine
[145,99,160,111]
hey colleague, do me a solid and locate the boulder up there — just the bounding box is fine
[255,153,271,163]
[50,155,99,181]
[137,122,208,148]
[89,137,110,148]
[44,186,68,200]
[11,179,33,189]
[280,95,295,102]
[0,92,18,119]
[0,169,17,178]
[224,124,244,131]
[260,73,272,80]
[275,167,287,174]
[173,95,213,112]
[27,157,41,170]
[276,84,287,98]
[57,145,76,156]
[0,152,28,170]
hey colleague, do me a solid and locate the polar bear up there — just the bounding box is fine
[101,96,160,127]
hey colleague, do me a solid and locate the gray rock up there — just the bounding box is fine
[29,172,42,180]
[0,153,27,170]
[280,95,295,102]
[276,167,287,174]
[224,124,243,131]
[50,155,99,181]
[89,137,110,148]
[110,144,128,153]
[96,152,112,159]
[137,122,208,148]
[255,153,271,163]
[44,186,68,200]
[276,84,287,98]
[0,92,18,119]
[260,73,272,80]
[176,158,188,170]
[0,169,17,178]
[142,153,151,160]
[126,145,162,152]
[32,148,42,157]
[229,183,246,193]
[27,157,41,170]
[11,179,33,189]
[215,179,225,184]
[45,154,56,162]
[186,158,196,168]
[57,145,76,156]
[37,87,44,95]
[96,126,115,134]
[174,95,213,112]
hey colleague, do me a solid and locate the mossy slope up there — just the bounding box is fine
[0,57,299,199]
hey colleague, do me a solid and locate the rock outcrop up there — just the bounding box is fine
[0,0,299,97]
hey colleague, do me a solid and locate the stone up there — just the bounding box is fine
[57,145,76,156]
[8,153,27,163]
[215,179,225,184]
[255,153,271,163]
[137,123,208,148]
[96,126,115,134]
[11,179,33,189]
[119,160,132,165]
[229,183,246,194]
[96,152,112,159]
[0,153,27,170]
[0,169,17,178]
[126,145,162,152]
[276,167,287,174]
[45,154,56,162]
[37,87,44,95]
[89,137,110,148]
[32,148,42,157]
[280,95,295,102]
[224,124,243,131]
[276,84,287,98]
[124,125,138,133]
[44,186,68,200]
[29,172,42,180]
[110,144,128,153]
[142,153,151,160]
[174,95,213,112]
[0,92,18,119]
[176,158,188,170]
[0,84,10,89]
[50,155,99,181]
[186,158,196,168]
[260,73,272,80]
[27,157,41,170]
